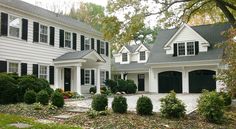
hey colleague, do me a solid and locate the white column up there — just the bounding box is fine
[76,65,82,95]
[216,70,223,92]
[149,68,158,93]
[121,72,124,80]
[54,67,59,89]
[96,67,101,94]
[182,68,189,93]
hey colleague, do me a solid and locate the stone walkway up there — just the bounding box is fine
[65,94,200,114]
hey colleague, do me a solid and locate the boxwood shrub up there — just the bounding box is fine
[136,96,153,115]
[36,90,49,105]
[160,91,186,118]
[24,90,36,104]
[51,91,64,107]
[92,94,108,111]
[89,87,96,94]
[112,95,127,113]
[218,91,232,106]
[197,90,225,123]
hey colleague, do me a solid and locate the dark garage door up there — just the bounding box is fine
[189,70,216,93]
[158,71,182,93]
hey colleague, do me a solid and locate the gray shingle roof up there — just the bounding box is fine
[0,0,101,36]
[147,23,232,64]
[54,50,94,61]
[112,61,149,72]
[124,43,152,53]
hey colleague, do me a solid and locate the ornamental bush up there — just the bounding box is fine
[0,73,18,104]
[136,96,153,115]
[126,80,137,94]
[160,91,186,118]
[197,90,225,123]
[36,90,49,105]
[218,91,232,106]
[51,91,64,107]
[112,95,127,113]
[89,87,96,94]
[117,79,127,92]
[92,94,108,111]
[105,79,117,93]
[24,90,36,104]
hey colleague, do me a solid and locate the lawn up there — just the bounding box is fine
[0,113,80,129]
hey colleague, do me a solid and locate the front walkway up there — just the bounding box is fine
[65,94,200,113]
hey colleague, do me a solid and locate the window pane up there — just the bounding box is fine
[187,42,195,55]
[40,25,48,43]
[140,51,146,60]
[178,43,185,56]
[100,71,105,84]
[65,32,71,48]
[9,16,20,38]
[39,65,47,80]
[85,70,90,84]
[85,37,90,50]
[100,41,105,54]
[122,53,128,62]
[9,63,18,74]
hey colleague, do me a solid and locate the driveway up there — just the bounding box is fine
[65,94,200,114]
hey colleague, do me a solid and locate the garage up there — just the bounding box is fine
[158,71,182,93]
[189,70,216,93]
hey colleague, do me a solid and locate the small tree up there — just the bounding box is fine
[92,94,108,111]
[112,95,127,113]
[51,91,64,107]
[136,96,153,115]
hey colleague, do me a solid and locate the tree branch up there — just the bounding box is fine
[220,0,236,10]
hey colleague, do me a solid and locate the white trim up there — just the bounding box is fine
[39,24,49,44]
[8,14,22,39]
[84,68,91,85]
[118,46,130,53]
[38,64,49,81]
[135,44,148,52]
[7,60,21,76]
[64,31,72,49]
[176,41,195,57]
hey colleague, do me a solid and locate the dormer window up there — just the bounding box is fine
[178,43,185,56]
[187,42,195,55]
[122,53,128,62]
[176,42,195,56]
[140,51,146,61]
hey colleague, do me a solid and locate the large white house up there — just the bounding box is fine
[113,23,232,93]
[0,0,111,94]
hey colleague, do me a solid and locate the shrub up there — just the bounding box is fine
[101,86,107,92]
[126,80,137,94]
[55,88,64,94]
[89,87,96,94]
[112,95,127,113]
[117,79,127,92]
[218,92,232,106]
[63,91,74,98]
[36,90,49,105]
[105,79,117,93]
[45,87,54,97]
[136,96,153,115]
[24,90,36,104]
[197,90,225,123]
[33,102,43,110]
[92,94,108,111]
[0,73,18,104]
[51,91,64,107]
[160,91,186,118]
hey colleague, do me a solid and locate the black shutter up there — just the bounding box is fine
[97,40,100,54]
[0,61,7,73]
[1,13,8,36]
[91,70,95,85]
[33,22,39,42]
[106,42,109,56]
[173,43,177,57]
[49,66,54,85]
[21,19,28,40]
[21,63,27,76]
[91,38,94,49]
[32,64,38,77]
[106,71,109,80]
[50,27,55,46]
[80,35,84,50]
[73,33,77,50]
[81,69,84,85]
[195,41,199,55]
[59,29,64,48]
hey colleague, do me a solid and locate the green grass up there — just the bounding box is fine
[0,113,81,129]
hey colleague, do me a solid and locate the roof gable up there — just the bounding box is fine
[135,44,149,52]
[118,46,130,53]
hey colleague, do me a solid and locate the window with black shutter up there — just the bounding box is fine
[21,19,28,40]
[173,43,177,57]
[49,66,54,85]
[106,71,109,80]
[1,12,8,36]
[81,69,84,85]
[0,61,7,73]
[73,33,77,50]
[50,27,55,46]
[91,70,95,85]
[59,29,64,48]
[195,41,199,55]
[106,42,109,56]
[91,38,94,49]
[21,63,27,76]
[33,22,39,42]
[97,40,100,54]
[81,35,85,50]
[33,64,38,77]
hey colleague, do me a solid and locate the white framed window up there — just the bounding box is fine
[8,62,20,75]
[39,65,48,80]
[84,69,91,85]
[100,41,105,54]
[139,51,146,61]
[122,53,128,62]
[100,70,106,85]
[177,43,185,56]
[39,24,48,43]
[187,42,195,55]
[65,31,72,48]
[8,15,21,38]
[85,37,90,50]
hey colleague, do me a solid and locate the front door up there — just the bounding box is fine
[64,68,71,91]
[138,74,145,91]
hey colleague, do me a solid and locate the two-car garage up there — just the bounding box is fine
[158,70,216,93]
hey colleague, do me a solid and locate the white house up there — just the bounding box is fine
[112,23,232,93]
[0,0,111,94]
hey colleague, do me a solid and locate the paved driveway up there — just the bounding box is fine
[65,94,200,113]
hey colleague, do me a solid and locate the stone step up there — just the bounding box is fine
[36,119,55,124]
[67,108,89,113]
[8,123,32,128]
[53,114,75,119]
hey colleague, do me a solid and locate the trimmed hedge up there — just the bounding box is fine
[136,96,153,115]
[52,91,64,107]
[24,90,36,104]
[36,90,49,105]
[92,94,108,111]
[218,92,232,106]
[112,95,127,113]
